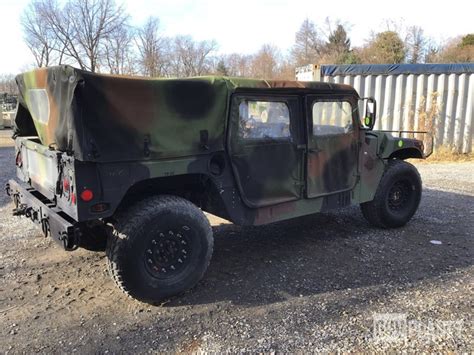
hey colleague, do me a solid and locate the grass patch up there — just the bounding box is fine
[412,145,474,163]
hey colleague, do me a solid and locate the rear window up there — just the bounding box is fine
[239,100,290,140]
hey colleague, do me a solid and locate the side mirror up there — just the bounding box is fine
[361,97,377,130]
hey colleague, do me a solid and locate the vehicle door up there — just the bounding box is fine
[306,95,359,198]
[228,94,304,208]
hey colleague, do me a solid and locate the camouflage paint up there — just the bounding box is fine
[305,95,359,199]
[12,66,426,228]
[15,66,356,162]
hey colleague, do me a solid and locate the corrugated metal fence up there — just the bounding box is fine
[314,64,473,153]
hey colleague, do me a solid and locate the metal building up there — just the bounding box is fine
[297,63,474,153]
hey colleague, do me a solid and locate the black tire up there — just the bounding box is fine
[78,223,109,252]
[106,195,213,304]
[360,160,422,228]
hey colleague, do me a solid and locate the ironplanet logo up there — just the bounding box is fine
[372,313,464,344]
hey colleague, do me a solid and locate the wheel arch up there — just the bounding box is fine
[112,173,231,221]
[388,147,423,160]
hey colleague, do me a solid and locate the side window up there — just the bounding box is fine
[239,100,290,140]
[312,101,353,136]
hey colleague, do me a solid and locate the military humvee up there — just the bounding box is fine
[6,66,431,303]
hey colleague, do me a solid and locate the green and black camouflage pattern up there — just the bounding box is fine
[13,65,426,227]
[15,65,355,162]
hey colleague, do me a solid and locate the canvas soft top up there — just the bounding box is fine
[14,65,356,162]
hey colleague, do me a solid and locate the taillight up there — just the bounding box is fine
[91,203,109,213]
[80,189,94,202]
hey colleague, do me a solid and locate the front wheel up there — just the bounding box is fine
[360,160,422,228]
[106,195,213,304]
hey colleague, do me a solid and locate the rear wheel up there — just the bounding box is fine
[360,160,422,228]
[106,195,213,304]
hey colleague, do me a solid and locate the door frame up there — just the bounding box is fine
[226,92,305,208]
[304,94,360,198]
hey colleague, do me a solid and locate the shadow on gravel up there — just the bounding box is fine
[0,147,15,208]
[172,188,473,307]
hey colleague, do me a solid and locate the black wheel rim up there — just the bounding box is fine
[387,180,412,211]
[143,225,192,279]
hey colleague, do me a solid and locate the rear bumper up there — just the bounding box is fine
[5,179,80,250]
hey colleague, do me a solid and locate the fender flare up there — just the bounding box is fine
[388,147,424,160]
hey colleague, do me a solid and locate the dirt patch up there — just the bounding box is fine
[0,148,472,352]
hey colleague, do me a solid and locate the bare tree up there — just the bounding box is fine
[274,58,296,80]
[39,0,128,72]
[428,35,474,63]
[405,26,427,64]
[38,0,86,69]
[381,18,406,34]
[424,43,440,63]
[20,3,474,79]
[250,44,280,79]
[21,0,63,67]
[136,17,171,77]
[291,19,322,66]
[223,53,252,77]
[0,74,18,95]
[104,23,135,74]
[172,36,218,77]
[68,0,129,72]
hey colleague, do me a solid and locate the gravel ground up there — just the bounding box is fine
[0,145,472,353]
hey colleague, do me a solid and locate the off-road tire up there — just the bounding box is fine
[106,195,213,304]
[360,159,422,228]
[78,224,109,252]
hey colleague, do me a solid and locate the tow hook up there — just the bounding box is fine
[60,231,79,251]
[24,207,33,219]
[13,204,28,216]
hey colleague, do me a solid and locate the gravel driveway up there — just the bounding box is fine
[0,145,472,353]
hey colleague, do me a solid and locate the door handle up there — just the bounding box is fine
[308,148,321,153]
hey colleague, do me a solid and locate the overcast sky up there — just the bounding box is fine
[0,0,472,74]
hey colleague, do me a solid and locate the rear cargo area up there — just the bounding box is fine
[13,135,80,221]
[14,66,229,162]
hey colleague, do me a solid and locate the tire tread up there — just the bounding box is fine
[106,195,213,303]
[360,159,421,228]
